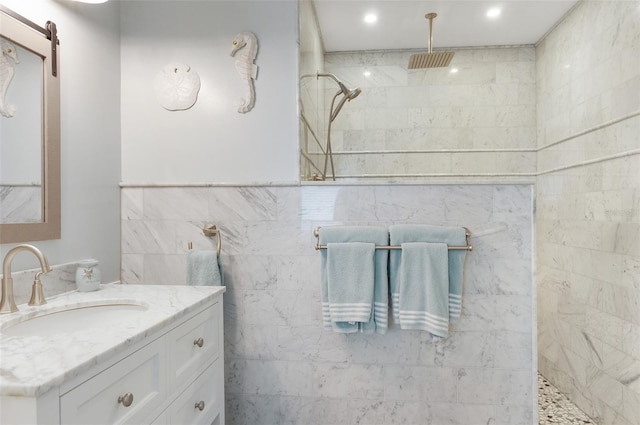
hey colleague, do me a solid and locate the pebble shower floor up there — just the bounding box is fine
[538,374,595,424]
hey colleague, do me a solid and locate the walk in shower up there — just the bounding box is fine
[299,0,640,424]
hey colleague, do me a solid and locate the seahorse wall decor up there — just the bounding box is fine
[0,39,20,118]
[230,31,258,114]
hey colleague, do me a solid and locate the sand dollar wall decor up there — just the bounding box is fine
[153,62,201,111]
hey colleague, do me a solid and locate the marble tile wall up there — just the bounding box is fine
[322,47,537,179]
[536,1,640,424]
[121,183,535,425]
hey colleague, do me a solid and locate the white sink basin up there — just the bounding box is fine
[1,303,149,337]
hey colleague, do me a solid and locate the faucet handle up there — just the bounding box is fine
[28,272,47,307]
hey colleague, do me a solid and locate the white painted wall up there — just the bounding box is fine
[0,0,121,283]
[120,1,299,185]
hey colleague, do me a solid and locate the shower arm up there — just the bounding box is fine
[313,72,351,96]
[426,12,436,54]
[315,72,341,85]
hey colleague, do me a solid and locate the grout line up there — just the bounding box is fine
[537,111,640,152]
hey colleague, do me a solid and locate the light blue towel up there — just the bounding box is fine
[186,250,223,286]
[319,226,389,334]
[389,224,468,325]
[398,242,450,337]
[327,242,375,323]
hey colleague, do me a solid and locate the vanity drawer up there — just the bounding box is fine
[169,361,222,425]
[60,337,166,425]
[168,302,220,392]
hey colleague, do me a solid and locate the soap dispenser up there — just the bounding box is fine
[75,259,101,292]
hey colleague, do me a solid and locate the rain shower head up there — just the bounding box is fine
[408,13,455,69]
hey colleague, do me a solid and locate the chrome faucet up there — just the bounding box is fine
[1,244,52,314]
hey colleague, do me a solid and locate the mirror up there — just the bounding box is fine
[0,6,60,243]
[1,39,44,223]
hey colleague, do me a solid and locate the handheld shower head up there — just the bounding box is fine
[330,86,361,122]
[314,72,362,121]
[347,87,362,100]
[307,72,362,181]
[316,72,360,97]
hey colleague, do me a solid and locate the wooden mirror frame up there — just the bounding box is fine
[0,6,60,243]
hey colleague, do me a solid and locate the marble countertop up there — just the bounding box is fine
[0,283,225,397]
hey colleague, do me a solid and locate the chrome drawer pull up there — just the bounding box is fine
[117,392,134,407]
[194,400,205,411]
[193,337,204,348]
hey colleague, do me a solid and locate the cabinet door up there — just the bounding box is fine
[168,302,221,393]
[169,361,222,425]
[60,337,166,425]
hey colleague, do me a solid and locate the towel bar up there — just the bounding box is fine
[203,224,222,257]
[313,227,473,251]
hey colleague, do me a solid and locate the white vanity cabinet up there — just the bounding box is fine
[163,301,224,425]
[0,285,225,425]
[61,299,224,425]
[168,302,221,395]
[60,337,167,425]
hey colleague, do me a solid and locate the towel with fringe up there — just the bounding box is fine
[389,224,468,328]
[398,242,450,337]
[320,225,389,334]
[327,242,375,323]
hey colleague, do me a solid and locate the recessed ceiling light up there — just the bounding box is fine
[486,8,501,18]
[364,13,378,24]
[363,70,371,77]
[450,68,459,74]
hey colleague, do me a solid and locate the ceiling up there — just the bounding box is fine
[312,0,580,52]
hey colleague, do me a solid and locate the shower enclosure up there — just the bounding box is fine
[298,0,640,423]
